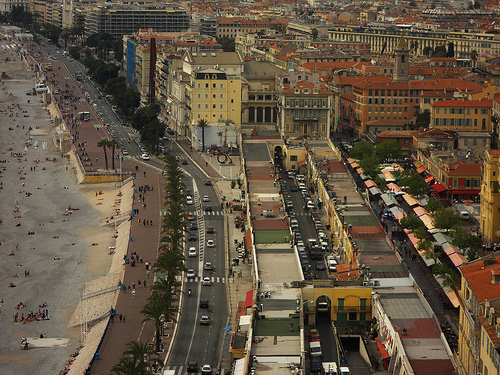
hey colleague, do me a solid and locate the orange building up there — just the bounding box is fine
[430,99,493,132]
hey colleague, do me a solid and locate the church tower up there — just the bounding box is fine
[393,37,409,82]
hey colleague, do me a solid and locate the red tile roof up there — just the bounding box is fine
[487,149,500,158]
[460,256,500,303]
[432,99,492,108]
[444,161,481,176]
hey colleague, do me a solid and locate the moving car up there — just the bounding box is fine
[207,226,214,234]
[203,195,210,202]
[201,364,212,375]
[204,262,213,271]
[186,196,193,205]
[205,205,213,212]
[199,299,209,308]
[188,247,197,257]
[141,153,150,160]
[202,277,212,286]
[186,269,195,279]
[188,233,197,241]
[207,240,215,247]
[200,316,210,325]
[187,362,198,373]
[204,180,212,186]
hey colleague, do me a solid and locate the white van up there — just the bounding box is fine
[339,366,351,375]
[310,341,322,357]
[327,255,337,272]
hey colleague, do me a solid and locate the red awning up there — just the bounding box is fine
[425,175,434,183]
[245,290,254,308]
[451,190,480,195]
[432,183,447,193]
[416,166,426,174]
[375,337,390,359]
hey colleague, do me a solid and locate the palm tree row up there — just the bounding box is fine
[112,155,187,374]
[96,137,120,170]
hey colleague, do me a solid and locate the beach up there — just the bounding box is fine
[0,38,130,374]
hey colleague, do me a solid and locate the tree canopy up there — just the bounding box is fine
[431,208,461,231]
[400,173,428,196]
[375,140,401,161]
[349,140,374,159]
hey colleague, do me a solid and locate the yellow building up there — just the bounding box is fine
[186,68,241,150]
[480,150,500,241]
[431,99,493,132]
[302,285,373,326]
[458,256,500,375]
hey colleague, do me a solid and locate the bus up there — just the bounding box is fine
[78,112,90,121]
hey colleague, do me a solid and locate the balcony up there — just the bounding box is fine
[334,305,372,312]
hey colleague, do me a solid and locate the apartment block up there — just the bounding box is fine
[480,150,500,241]
[458,256,500,375]
[431,99,493,133]
[277,71,333,139]
[85,5,190,39]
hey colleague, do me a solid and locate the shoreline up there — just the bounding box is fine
[0,36,132,375]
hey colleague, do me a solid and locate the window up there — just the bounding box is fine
[482,118,486,129]
[467,108,470,114]
[231,99,233,103]
[220,105,223,109]
[220,84,224,89]
[290,155,298,161]
[481,108,488,115]
[294,123,299,132]
[213,94,216,98]
[285,123,290,132]
[198,104,201,109]
[213,83,216,88]
[322,124,326,132]
[221,94,223,99]
[198,94,201,98]
[444,108,447,114]
[453,179,458,187]
[205,83,209,88]
[205,104,208,109]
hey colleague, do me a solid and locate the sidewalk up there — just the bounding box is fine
[90,165,165,374]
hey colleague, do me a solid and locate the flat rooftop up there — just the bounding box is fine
[256,244,302,290]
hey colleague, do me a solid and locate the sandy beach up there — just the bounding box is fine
[0,39,131,374]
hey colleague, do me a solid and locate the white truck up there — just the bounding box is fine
[323,362,338,374]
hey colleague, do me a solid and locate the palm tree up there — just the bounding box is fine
[141,292,177,352]
[111,340,159,375]
[108,138,120,170]
[150,276,181,299]
[197,119,209,152]
[154,250,186,282]
[97,138,111,170]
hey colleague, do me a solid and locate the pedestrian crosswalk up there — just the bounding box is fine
[186,210,224,216]
[185,276,225,284]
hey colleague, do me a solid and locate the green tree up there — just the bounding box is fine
[401,173,428,197]
[359,155,381,179]
[311,28,319,40]
[111,340,159,375]
[410,40,419,54]
[423,46,433,57]
[375,140,401,161]
[425,199,444,213]
[450,227,482,261]
[446,42,455,58]
[217,36,235,52]
[108,139,120,170]
[154,250,186,284]
[197,119,209,152]
[432,263,460,289]
[141,292,177,352]
[349,140,374,160]
[69,46,80,60]
[414,111,430,129]
[97,138,111,170]
[432,45,447,57]
[431,208,461,231]
[470,49,478,67]
[400,215,424,230]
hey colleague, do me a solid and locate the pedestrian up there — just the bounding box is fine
[123,314,126,322]
[119,314,123,322]
[132,281,135,289]
[132,290,136,298]
[144,280,147,287]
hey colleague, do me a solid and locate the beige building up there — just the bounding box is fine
[277,71,333,139]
